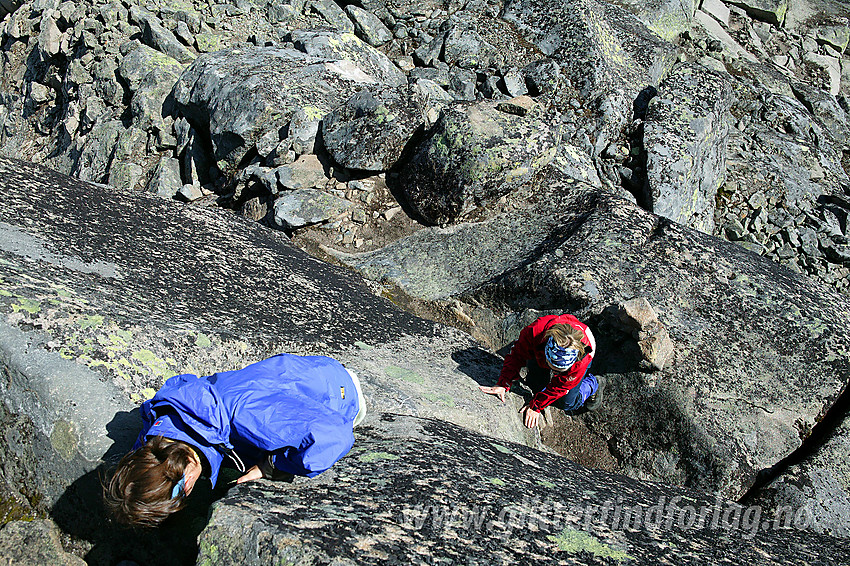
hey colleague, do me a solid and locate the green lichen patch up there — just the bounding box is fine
[78,314,104,329]
[537,480,556,489]
[489,477,505,486]
[0,495,42,524]
[50,420,77,462]
[194,332,213,348]
[132,349,173,379]
[354,341,374,350]
[384,365,424,384]
[547,528,633,561]
[12,298,40,314]
[422,392,456,407]
[358,451,399,463]
[490,443,512,454]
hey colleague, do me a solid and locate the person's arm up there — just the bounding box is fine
[496,324,536,390]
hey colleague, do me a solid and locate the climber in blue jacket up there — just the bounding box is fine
[104,353,366,527]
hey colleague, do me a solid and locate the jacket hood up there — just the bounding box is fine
[138,373,232,486]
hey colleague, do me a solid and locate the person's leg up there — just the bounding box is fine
[561,373,598,412]
[525,359,550,394]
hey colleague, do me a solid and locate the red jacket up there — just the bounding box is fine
[497,314,594,412]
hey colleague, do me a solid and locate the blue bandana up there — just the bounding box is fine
[171,475,186,499]
[545,337,579,371]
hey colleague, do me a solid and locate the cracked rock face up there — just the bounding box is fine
[339,169,850,517]
[199,414,850,565]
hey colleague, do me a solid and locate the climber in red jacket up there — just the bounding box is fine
[480,314,602,428]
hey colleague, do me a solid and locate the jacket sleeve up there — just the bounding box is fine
[270,415,355,477]
[497,324,536,390]
[528,354,593,412]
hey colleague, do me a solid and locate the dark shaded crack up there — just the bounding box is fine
[739,378,850,505]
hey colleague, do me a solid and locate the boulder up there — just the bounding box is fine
[728,0,788,25]
[171,42,401,179]
[607,0,698,41]
[197,414,850,565]
[117,44,184,94]
[68,119,124,183]
[290,29,405,88]
[442,14,500,69]
[397,101,562,225]
[789,81,850,148]
[308,0,355,33]
[107,161,145,191]
[345,4,392,46]
[142,16,196,64]
[693,10,759,63]
[322,85,426,172]
[643,62,733,234]
[275,154,327,190]
[502,0,678,151]
[611,297,675,372]
[129,65,180,131]
[272,188,353,229]
[146,156,183,198]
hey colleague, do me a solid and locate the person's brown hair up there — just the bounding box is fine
[103,436,196,528]
[544,324,587,357]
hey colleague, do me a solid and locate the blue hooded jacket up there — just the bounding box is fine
[134,354,360,486]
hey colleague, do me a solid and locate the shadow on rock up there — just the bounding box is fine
[50,410,240,566]
[451,346,504,386]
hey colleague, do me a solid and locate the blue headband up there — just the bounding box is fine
[545,337,579,370]
[171,475,186,499]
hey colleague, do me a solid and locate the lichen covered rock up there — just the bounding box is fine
[644,62,733,233]
[198,414,850,565]
[397,101,561,225]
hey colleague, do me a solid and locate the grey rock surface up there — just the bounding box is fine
[198,414,850,565]
[0,519,87,566]
[322,85,426,172]
[273,188,353,229]
[644,62,733,233]
[345,4,392,46]
[761,417,850,538]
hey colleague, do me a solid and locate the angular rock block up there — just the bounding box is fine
[645,62,733,233]
[172,35,404,178]
[322,86,426,172]
[398,101,561,225]
[728,0,788,25]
